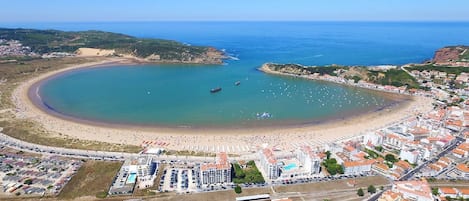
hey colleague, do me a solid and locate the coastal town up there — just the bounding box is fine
[1,30,469,200]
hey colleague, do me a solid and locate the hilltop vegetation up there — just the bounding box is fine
[406,64,469,75]
[262,63,420,89]
[0,28,224,63]
[367,69,420,89]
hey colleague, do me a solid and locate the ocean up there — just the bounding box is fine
[7,21,469,127]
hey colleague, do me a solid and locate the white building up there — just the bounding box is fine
[391,179,433,201]
[455,163,469,179]
[363,132,385,148]
[122,156,157,179]
[200,152,232,185]
[399,148,420,164]
[259,148,281,180]
[342,159,374,175]
[296,146,321,175]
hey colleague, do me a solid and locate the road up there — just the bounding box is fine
[398,135,465,181]
[0,130,259,163]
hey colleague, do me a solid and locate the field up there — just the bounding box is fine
[140,176,390,201]
[233,161,265,184]
[57,160,122,200]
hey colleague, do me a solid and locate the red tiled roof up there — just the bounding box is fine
[458,188,469,195]
[439,187,457,195]
[394,179,432,200]
[343,159,375,168]
[200,152,230,171]
[456,163,469,173]
[453,148,466,156]
[395,160,412,170]
[344,145,356,152]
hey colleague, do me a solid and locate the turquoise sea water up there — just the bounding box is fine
[10,22,469,127]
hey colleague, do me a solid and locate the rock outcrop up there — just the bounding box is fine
[432,46,469,63]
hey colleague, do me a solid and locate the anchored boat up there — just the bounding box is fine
[210,87,222,93]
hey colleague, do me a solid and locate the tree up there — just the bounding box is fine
[234,185,242,194]
[357,188,364,197]
[431,187,439,196]
[368,185,376,194]
[375,146,383,152]
[385,154,397,163]
[325,151,331,159]
[323,158,342,175]
[24,179,33,185]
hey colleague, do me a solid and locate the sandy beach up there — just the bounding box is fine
[11,58,434,154]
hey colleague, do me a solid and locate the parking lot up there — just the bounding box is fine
[159,167,198,193]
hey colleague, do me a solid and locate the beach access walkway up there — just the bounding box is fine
[0,128,256,163]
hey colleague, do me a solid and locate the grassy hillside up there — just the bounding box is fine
[407,64,469,75]
[0,28,221,62]
[368,69,420,88]
[263,63,420,89]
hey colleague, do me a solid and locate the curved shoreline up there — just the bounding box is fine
[12,57,434,153]
[29,68,411,130]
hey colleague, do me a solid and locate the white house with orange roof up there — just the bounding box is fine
[391,179,433,201]
[452,142,469,159]
[378,190,406,201]
[343,144,358,157]
[439,187,459,199]
[454,163,469,179]
[259,148,281,180]
[459,188,469,199]
[372,162,391,176]
[342,159,375,175]
[199,152,232,185]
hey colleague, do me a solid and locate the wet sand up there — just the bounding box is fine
[12,57,434,154]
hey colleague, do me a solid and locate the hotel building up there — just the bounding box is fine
[296,146,321,175]
[259,148,281,180]
[200,152,232,185]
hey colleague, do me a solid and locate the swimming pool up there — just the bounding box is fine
[283,163,297,171]
[126,173,137,184]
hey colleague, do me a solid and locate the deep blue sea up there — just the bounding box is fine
[5,22,469,127]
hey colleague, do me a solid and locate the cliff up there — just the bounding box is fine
[0,28,226,64]
[432,46,469,63]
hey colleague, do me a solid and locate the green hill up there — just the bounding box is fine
[0,28,224,64]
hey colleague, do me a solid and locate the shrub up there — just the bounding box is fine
[357,188,364,196]
[234,185,242,194]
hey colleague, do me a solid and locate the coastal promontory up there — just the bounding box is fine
[0,28,225,64]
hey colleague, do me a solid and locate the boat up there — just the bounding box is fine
[256,112,272,119]
[210,87,222,93]
[235,81,241,86]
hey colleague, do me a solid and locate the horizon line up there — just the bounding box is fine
[1,19,469,23]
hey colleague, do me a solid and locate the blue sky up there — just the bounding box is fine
[1,0,469,22]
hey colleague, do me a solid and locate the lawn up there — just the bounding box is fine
[273,176,389,193]
[233,161,265,184]
[58,160,122,200]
